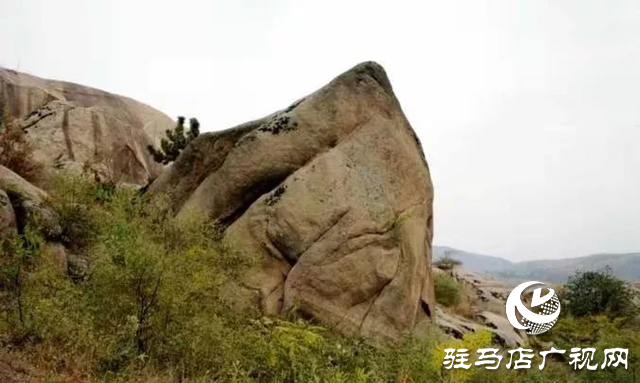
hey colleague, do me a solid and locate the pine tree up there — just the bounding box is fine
[147,116,200,164]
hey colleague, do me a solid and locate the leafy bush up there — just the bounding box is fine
[0,109,42,182]
[434,273,462,307]
[45,175,101,251]
[563,268,637,318]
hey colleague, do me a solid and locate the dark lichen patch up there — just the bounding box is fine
[258,114,298,135]
[284,98,305,113]
[265,184,286,206]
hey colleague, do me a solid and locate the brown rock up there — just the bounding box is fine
[431,267,527,348]
[0,189,17,239]
[453,268,512,303]
[150,62,435,343]
[0,165,60,237]
[0,165,47,203]
[0,67,173,185]
[67,253,89,282]
[434,307,526,348]
[477,311,526,348]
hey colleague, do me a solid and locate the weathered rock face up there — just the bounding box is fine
[0,67,173,185]
[150,62,435,343]
[433,267,527,348]
[0,165,48,204]
[0,165,61,239]
[0,189,16,240]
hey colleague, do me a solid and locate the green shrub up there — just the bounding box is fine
[434,273,462,307]
[563,268,637,319]
[45,174,101,250]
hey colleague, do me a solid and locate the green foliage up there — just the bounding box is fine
[1,174,639,382]
[563,268,637,319]
[0,108,42,181]
[147,116,200,164]
[434,272,462,307]
[0,231,38,337]
[45,174,101,250]
[537,315,640,383]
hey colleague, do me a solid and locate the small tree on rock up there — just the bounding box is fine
[435,256,462,271]
[147,116,200,164]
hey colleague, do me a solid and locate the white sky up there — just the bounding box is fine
[1,0,639,261]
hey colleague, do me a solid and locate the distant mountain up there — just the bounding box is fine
[433,246,640,284]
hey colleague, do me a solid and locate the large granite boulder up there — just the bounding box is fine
[149,62,435,343]
[0,165,48,204]
[0,189,16,240]
[0,67,173,185]
[0,165,60,238]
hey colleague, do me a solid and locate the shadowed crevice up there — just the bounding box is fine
[216,175,289,229]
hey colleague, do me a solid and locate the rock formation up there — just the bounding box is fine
[149,62,435,343]
[0,165,60,241]
[0,189,16,239]
[433,267,527,348]
[0,67,173,185]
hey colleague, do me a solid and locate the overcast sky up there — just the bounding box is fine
[1,0,639,261]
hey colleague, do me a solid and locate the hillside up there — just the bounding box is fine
[1,64,638,382]
[434,246,640,283]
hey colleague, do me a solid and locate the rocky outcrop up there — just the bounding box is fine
[0,189,16,239]
[0,166,74,278]
[149,62,435,343]
[453,268,513,305]
[0,165,48,204]
[0,67,173,185]
[0,165,60,239]
[435,307,526,348]
[433,267,527,348]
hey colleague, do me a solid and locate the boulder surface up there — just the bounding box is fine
[0,165,60,238]
[0,189,16,240]
[433,266,527,348]
[150,62,435,343]
[0,67,173,185]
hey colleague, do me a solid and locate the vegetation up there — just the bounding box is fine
[563,267,637,318]
[0,108,42,181]
[434,255,462,271]
[147,116,200,164]
[434,273,462,307]
[0,175,638,381]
